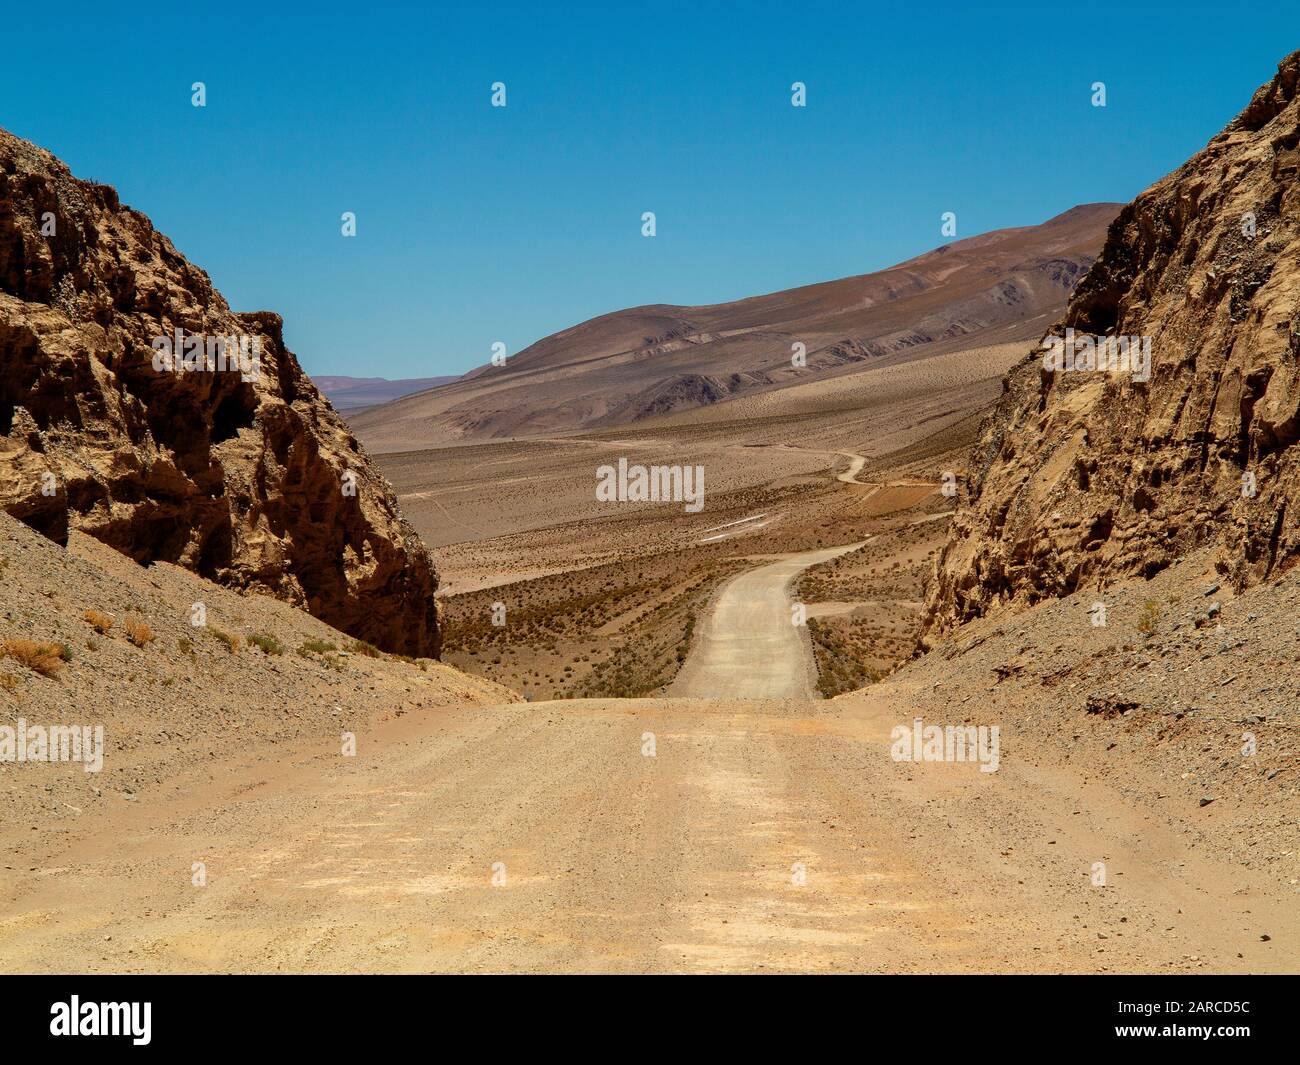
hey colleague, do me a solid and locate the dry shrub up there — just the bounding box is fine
[123,615,156,648]
[1,639,65,677]
[210,627,241,653]
[84,609,114,634]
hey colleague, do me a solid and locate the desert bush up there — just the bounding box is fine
[178,636,195,656]
[2,639,65,677]
[297,638,337,656]
[0,672,17,693]
[209,627,241,653]
[1137,600,1160,636]
[248,633,283,655]
[123,615,155,648]
[84,609,114,634]
[348,639,383,659]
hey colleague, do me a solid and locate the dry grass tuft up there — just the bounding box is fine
[123,615,156,648]
[1,638,65,677]
[84,609,114,634]
[210,627,241,653]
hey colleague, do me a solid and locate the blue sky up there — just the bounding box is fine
[4,2,1297,377]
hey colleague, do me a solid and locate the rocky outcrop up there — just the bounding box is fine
[0,128,440,657]
[923,51,1300,644]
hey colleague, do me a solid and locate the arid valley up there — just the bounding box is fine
[2,39,1299,987]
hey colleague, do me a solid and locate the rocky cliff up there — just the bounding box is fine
[923,51,1300,644]
[0,128,440,657]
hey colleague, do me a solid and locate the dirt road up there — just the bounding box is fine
[669,542,868,698]
[2,686,1290,974]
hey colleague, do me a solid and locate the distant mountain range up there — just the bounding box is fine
[314,375,459,413]
[349,203,1120,452]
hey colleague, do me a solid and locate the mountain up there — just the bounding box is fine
[350,203,1119,451]
[0,128,441,657]
[924,50,1300,643]
[313,375,458,413]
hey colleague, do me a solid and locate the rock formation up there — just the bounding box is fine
[924,50,1300,644]
[0,128,440,657]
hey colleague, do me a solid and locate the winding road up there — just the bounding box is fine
[669,541,868,698]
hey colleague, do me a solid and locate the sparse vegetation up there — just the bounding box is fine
[210,627,241,653]
[298,638,338,656]
[0,672,20,693]
[348,639,383,659]
[1,638,66,678]
[178,636,195,656]
[83,609,114,634]
[249,633,284,655]
[808,617,883,698]
[123,615,155,648]
[1137,599,1161,636]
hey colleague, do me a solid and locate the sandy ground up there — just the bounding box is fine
[670,542,867,698]
[2,686,1292,974]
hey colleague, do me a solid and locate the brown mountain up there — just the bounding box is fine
[0,128,440,656]
[350,203,1119,451]
[924,50,1300,643]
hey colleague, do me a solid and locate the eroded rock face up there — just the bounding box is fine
[0,128,440,657]
[923,51,1300,645]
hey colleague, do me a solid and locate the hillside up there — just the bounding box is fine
[925,49,1300,642]
[350,203,1119,451]
[0,128,441,656]
[0,509,514,828]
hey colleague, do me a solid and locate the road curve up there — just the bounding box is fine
[669,541,868,698]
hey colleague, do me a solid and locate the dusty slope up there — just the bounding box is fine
[0,510,512,831]
[926,49,1300,641]
[0,127,440,656]
[351,205,1118,449]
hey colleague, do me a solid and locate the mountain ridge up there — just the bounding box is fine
[350,203,1120,451]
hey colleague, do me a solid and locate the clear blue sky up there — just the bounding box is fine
[4,2,1296,377]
